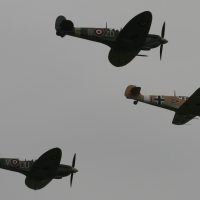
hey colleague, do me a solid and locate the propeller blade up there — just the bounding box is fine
[160,44,163,60]
[70,153,77,187]
[72,153,76,168]
[161,22,165,38]
[70,173,73,187]
[160,22,166,60]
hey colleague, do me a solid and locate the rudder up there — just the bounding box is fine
[55,16,74,31]
[124,85,141,98]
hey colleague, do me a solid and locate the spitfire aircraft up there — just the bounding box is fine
[0,148,78,190]
[125,85,200,125]
[55,11,168,67]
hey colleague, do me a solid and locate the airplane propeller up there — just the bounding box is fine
[70,153,77,187]
[160,22,168,60]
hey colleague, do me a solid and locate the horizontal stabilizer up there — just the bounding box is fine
[130,87,141,94]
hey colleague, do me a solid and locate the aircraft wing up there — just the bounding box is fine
[108,49,141,67]
[116,11,152,47]
[172,88,200,125]
[30,147,62,177]
[25,177,53,190]
[25,148,62,190]
[172,113,196,125]
[109,11,152,67]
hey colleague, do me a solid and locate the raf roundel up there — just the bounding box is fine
[93,29,105,37]
[10,159,20,167]
[139,21,147,26]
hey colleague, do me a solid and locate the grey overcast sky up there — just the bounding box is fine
[0,0,200,199]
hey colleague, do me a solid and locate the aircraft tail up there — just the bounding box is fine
[124,85,141,98]
[55,16,74,31]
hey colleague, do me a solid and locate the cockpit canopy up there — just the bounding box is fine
[178,96,189,100]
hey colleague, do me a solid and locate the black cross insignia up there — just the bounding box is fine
[154,96,165,105]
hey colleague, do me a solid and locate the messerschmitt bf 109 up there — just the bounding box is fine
[0,148,78,190]
[55,11,168,67]
[125,85,200,125]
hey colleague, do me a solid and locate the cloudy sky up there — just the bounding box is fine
[0,0,200,199]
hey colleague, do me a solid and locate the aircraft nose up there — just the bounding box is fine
[72,167,78,173]
[162,38,168,44]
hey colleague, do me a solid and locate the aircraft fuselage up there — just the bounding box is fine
[57,27,166,51]
[0,158,75,179]
[125,85,188,112]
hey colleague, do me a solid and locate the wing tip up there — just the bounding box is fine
[140,11,152,18]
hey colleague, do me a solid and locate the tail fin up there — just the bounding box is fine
[55,16,74,31]
[125,85,141,98]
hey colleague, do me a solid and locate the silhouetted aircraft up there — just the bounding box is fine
[0,148,78,190]
[125,85,200,125]
[55,11,168,67]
